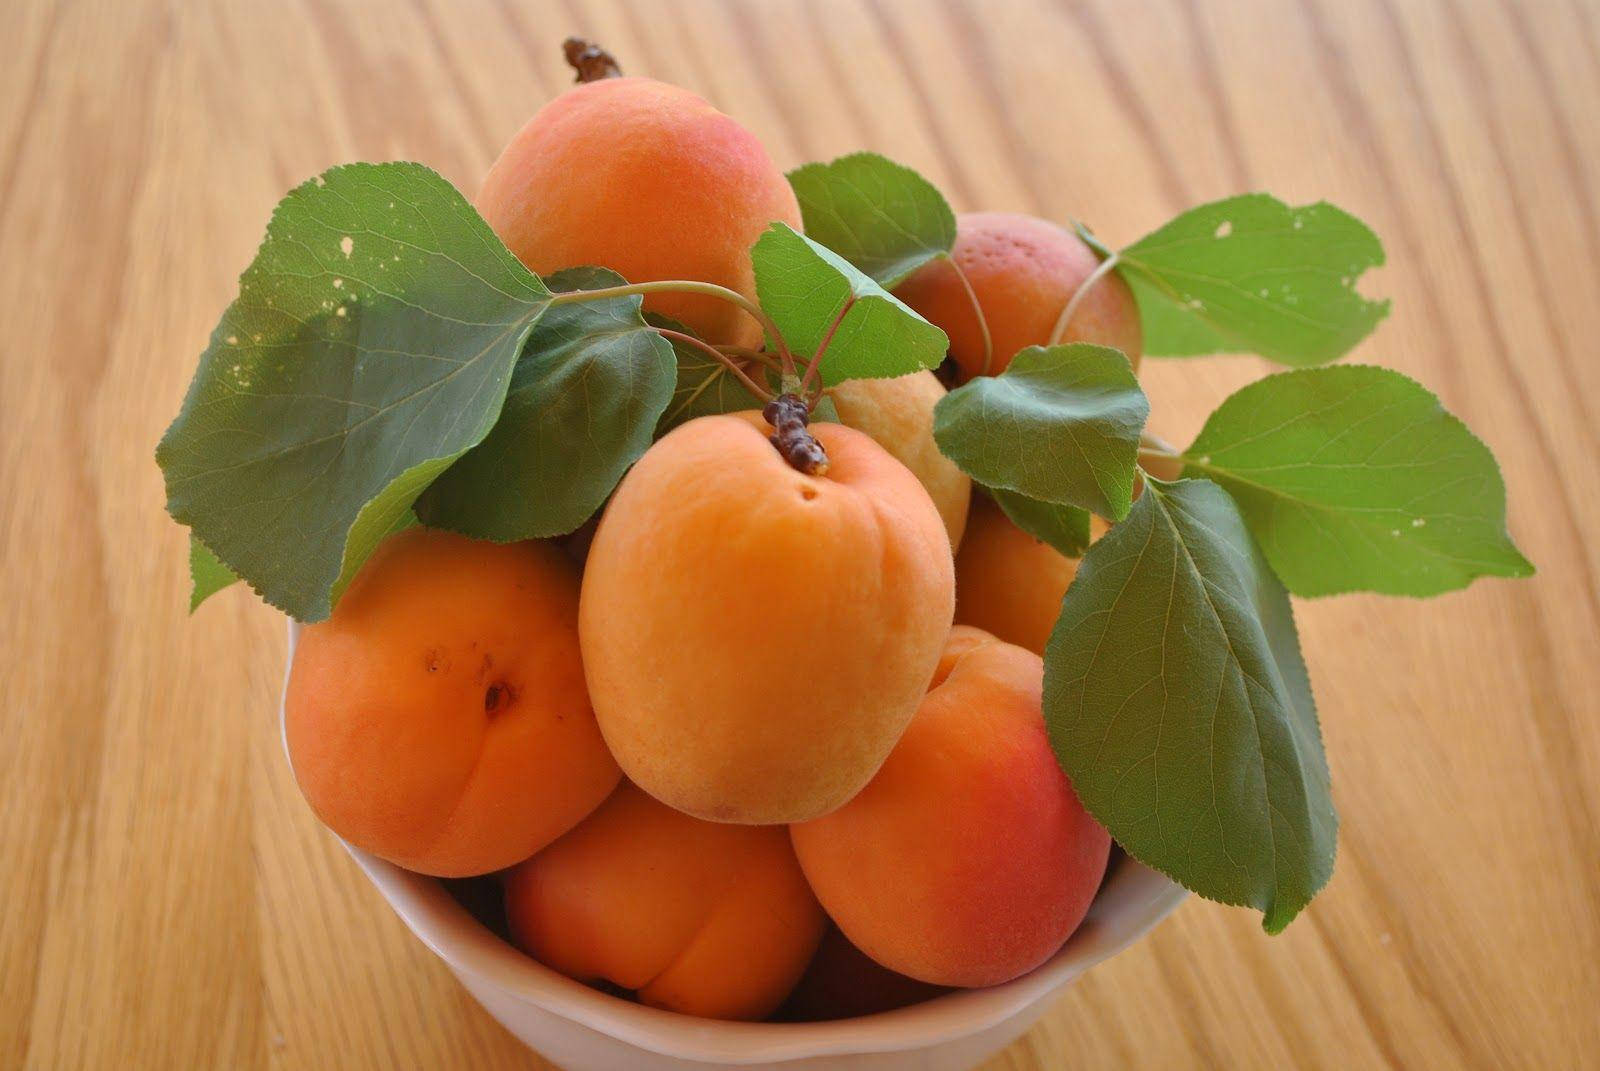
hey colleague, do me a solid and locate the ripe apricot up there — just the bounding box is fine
[476,77,801,348]
[504,783,826,1021]
[895,211,1142,381]
[579,413,955,824]
[829,370,971,551]
[285,528,619,877]
[790,627,1112,988]
[953,494,1080,657]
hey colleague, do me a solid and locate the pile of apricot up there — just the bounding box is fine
[284,45,1140,1022]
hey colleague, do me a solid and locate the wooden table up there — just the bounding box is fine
[4,1,1597,1067]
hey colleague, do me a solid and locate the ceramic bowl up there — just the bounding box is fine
[282,621,1186,1071]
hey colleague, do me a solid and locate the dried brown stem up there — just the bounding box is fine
[563,37,623,82]
[763,393,829,476]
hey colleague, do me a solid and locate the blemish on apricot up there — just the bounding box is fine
[483,682,514,714]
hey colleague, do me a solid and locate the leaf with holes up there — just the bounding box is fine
[1117,194,1388,366]
[156,162,551,621]
[1044,478,1337,933]
[416,268,676,540]
[1182,365,1534,596]
[751,223,947,386]
[787,152,956,287]
[932,343,1148,520]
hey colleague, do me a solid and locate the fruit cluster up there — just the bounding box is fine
[162,35,1531,1025]
[285,44,1124,1021]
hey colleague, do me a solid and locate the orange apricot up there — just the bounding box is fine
[579,413,955,824]
[828,370,971,551]
[790,628,1112,988]
[476,77,801,348]
[504,782,826,1021]
[284,528,619,877]
[953,494,1080,657]
[894,211,1142,382]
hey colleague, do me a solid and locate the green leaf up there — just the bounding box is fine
[156,162,551,621]
[1183,365,1534,597]
[1119,194,1389,365]
[932,343,1148,520]
[415,268,676,540]
[1044,478,1336,933]
[188,536,238,611]
[988,488,1093,558]
[751,223,947,386]
[786,152,956,287]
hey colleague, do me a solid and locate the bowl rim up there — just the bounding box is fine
[281,618,1188,1064]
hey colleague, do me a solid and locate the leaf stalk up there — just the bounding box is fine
[1048,251,1122,347]
[548,278,797,374]
[945,255,994,376]
[655,328,776,405]
[798,296,856,409]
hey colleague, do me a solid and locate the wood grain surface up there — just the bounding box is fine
[3,0,1597,1067]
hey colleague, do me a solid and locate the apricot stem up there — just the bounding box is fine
[945,256,994,376]
[548,278,797,369]
[763,393,829,475]
[563,37,623,82]
[656,328,776,404]
[1047,251,1122,347]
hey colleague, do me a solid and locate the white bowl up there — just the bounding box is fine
[282,620,1186,1071]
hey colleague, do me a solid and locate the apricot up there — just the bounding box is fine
[284,528,619,877]
[790,627,1112,988]
[828,370,971,550]
[780,926,949,1021]
[579,413,955,824]
[504,783,826,1021]
[895,211,1142,381]
[953,494,1080,657]
[476,77,801,348]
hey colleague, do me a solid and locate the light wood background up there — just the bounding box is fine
[4,0,1597,1067]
